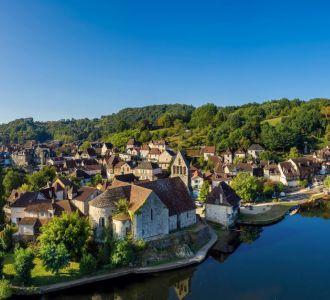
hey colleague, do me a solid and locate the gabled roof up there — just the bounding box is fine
[90,177,195,216]
[136,161,160,170]
[74,186,98,202]
[136,177,195,215]
[206,181,240,207]
[248,144,264,151]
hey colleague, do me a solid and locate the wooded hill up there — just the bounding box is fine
[0,98,329,154]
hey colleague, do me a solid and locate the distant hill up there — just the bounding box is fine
[0,99,329,153]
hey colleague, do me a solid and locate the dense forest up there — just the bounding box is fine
[0,98,329,153]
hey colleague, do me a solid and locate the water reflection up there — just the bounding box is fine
[44,268,195,300]
[41,226,262,300]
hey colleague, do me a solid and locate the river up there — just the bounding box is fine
[40,206,330,300]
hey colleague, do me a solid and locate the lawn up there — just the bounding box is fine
[3,254,80,286]
[261,116,283,126]
[238,202,296,225]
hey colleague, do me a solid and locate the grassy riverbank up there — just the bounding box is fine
[238,202,297,225]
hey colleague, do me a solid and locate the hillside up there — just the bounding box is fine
[0,99,329,154]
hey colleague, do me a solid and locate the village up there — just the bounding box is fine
[0,136,329,296]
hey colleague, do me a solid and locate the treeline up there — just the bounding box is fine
[0,99,329,152]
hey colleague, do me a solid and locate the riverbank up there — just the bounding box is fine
[238,202,297,225]
[12,224,217,296]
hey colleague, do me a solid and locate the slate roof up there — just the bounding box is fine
[136,177,195,216]
[136,161,160,170]
[90,177,195,216]
[248,144,264,151]
[206,181,240,207]
[74,186,98,202]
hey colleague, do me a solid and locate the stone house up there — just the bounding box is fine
[101,142,113,156]
[247,144,265,159]
[234,149,246,159]
[264,164,281,182]
[11,149,35,167]
[72,186,100,215]
[222,150,233,164]
[126,138,141,151]
[113,161,134,176]
[133,161,162,181]
[201,146,216,161]
[170,151,191,191]
[158,149,176,170]
[148,140,169,152]
[205,181,241,227]
[191,170,204,199]
[139,144,150,158]
[147,148,162,162]
[89,177,196,241]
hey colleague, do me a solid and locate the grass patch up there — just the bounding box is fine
[261,116,283,126]
[238,203,296,225]
[3,254,80,287]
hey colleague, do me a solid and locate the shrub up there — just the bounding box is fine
[39,243,70,274]
[0,225,15,252]
[14,247,35,285]
[0,279,12,299]
[111,238,133,267]
[132,239,146,252]
[0,252,4,277]
[80,253,97,275]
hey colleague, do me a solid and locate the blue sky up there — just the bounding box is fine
[0,0,330,122]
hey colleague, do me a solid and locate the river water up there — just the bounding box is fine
[42,207,330,300]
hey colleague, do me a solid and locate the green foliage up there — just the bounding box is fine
[0,252,4,277]
[80,141,91,151]
[198,181,210,202]
[0,279,12,300]
[14,247,35,285]
[298,179,308,188]
[26,166,56,191]
[286,147,300,159]
[79,253,97,275]
[111,238,133,267]
[39,243,70,274]
[91,174,103,186]
[2,169,25,196]
[114,198,129,214]
[239,227,262,244]
[230,173,262,203]
[324,176,330,189]
[38,212,91,261]
[0,100,328,153]
[0,225,15,252]
[263,181,276,199]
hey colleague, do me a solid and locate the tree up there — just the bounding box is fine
[38,212,91,261]
[0,225,15,252]
[111,238,133,267]
[287,147,300,159]
[114,198,129,214]
[39,243,70,274]
[0,279,12,299]
[324,175,330,190]
[239,227,262,244]
[230,172,262,203]
[199,181,210,202]
[14,247,35,285]
[27,166,56,191]
[92,174,103,186]
[80,141,91,152]
[79,253,97,274]
[0,252,4,277]
[2,169,25,196]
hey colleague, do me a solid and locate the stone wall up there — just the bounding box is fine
[132,193,169,240]
[205,204,237,227]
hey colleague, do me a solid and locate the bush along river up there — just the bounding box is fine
[26,202,330,300]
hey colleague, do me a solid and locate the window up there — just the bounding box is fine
[151,209,153,221]
[178,158,181,165]
[183,167,186,175]
[99,217,105,227]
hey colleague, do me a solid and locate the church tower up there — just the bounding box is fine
[170,151,191,191]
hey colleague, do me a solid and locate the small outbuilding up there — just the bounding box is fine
[205,181,241,227]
